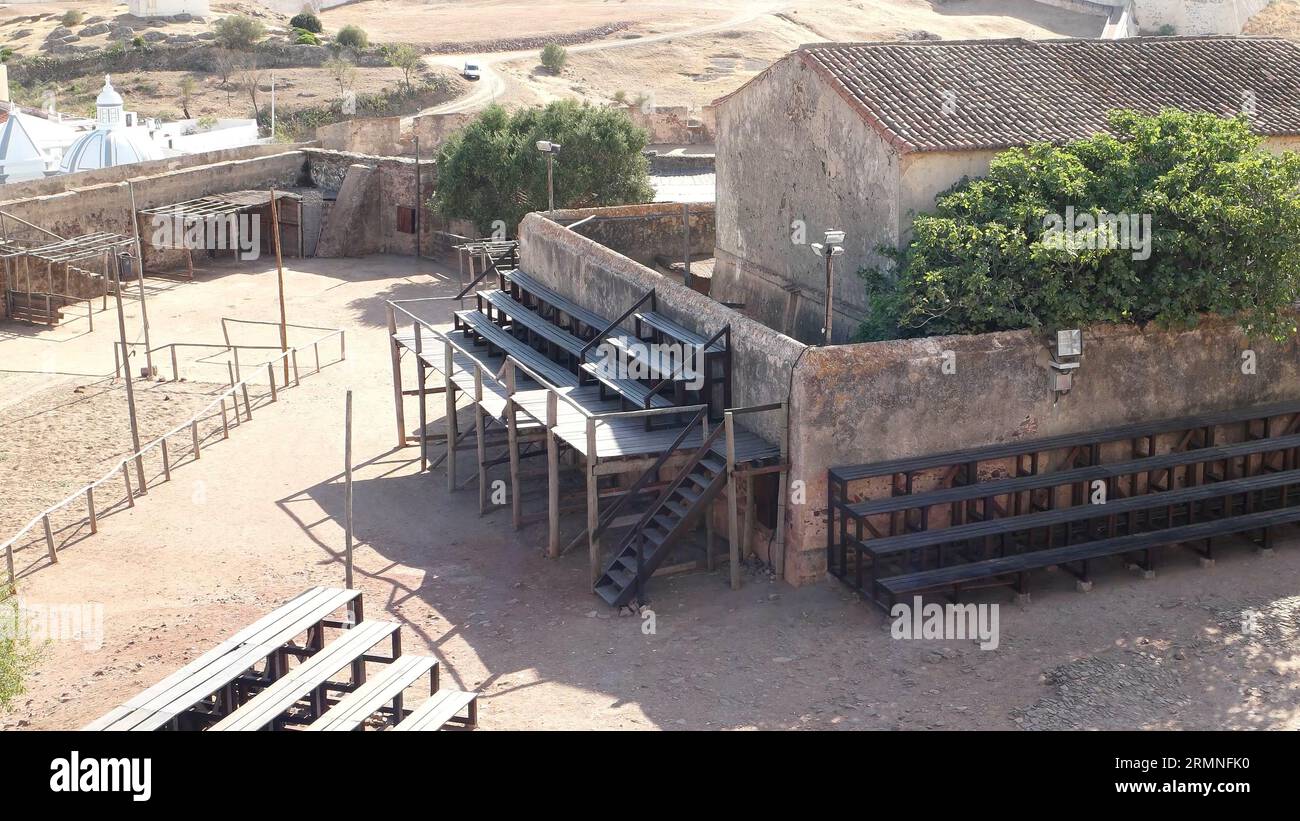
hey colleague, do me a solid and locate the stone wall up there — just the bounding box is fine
[713,51,902,345]
[300,148,438,256]
[782,315,1300,583]
[626,104,717,145]
[316,117,405,157]
[544,202,715,267]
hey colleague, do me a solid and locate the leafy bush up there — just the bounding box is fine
[1,589,39,711]
[293,28,320,46]
[60,9,84,28]
[213,15,267,51]
[857,109,1300,342]
[385,43,421,89]
[290,11,323,33]
[336,24,368,49]
[540,42,567,74]
[434,100,654,233]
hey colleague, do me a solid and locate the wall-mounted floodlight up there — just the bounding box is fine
[536,141,562,213]
[811,230,845,345]
[1051,328,1083,393]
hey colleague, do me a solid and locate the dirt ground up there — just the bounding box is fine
[1246,0,1300,37]
[1,253,1298,731]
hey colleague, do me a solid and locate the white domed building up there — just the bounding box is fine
[59,77,164,174]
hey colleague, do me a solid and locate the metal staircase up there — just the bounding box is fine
[594,418,728,607]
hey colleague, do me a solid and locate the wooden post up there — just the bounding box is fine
[773,402,789,580]
[291,349,300,386]
[547,391,560,558]
[87,487,97,534]
[313,341,320,373]
[42,514,57,564]
[127,182,154,377]
[725,411,740,590]
[444,340,457,491]
[474,366,487,514]
[270,189,289,384]
[505,360,521,528]
[109,252,147,493]
[160,440,171,482]
[416,323,428,472]
[344,389,354,591]
[219,398,230,438]
[388,305,405,448]
[122,464,135,507]
[241,382,253,422]
[267,362,277,402]
[5,543,14,588]
[682,202,691,287]
[703,416,714,571]
[191,421,201,459]
[587,417,600,585]
[170,344,179,382]
[233,346,242,383]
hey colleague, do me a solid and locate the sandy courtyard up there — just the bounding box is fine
[2,254,1298,730]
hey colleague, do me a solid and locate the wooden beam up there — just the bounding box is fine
[726,411,740,590]
[505,361,522,529]
[547,391,560,558]
[587,417,600,584]
[444,340,457,491]
[388,307,406,448]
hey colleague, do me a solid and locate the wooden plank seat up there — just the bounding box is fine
[580,361,677,411]
[503,270,611,337]
[453,309,578,389]
[831,399,1300,484]
[307,654,439,731]
[83,586,361,731]
[599,332,701,383]
[873,505,1300,608]
[845,431,1300,531]
[634,310,727,353]
[859,467,1300,563]
[392,688,479,731]
[210,620,401,731]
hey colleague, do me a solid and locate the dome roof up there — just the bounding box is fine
[59,128,161,173]
[96,76,124,108]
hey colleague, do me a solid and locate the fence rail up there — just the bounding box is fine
[3,326,346,587]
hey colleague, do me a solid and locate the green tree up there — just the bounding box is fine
[386,43,421,90]
[433,100,654,233]
[213,15,267,51]
[336,24,369,49]
[540,42,567,74]
[858,109,1300,342]
[60,9,84,28]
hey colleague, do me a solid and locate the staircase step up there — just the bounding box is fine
[642,526,668,547]
[663,498,692,518]
[606,564,635,589]
[594,581,623,606]
[652,512,680,532]
[675,486,702,505]
[700,455,725,474]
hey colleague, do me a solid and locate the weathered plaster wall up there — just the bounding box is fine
[545,202,715,267]
[316,117,405,156]
[300,148,438,256]
[713,53,901,345]
[897,149,997,243]
[783,316,1300,583]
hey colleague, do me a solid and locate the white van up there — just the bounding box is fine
[463,62,481,81]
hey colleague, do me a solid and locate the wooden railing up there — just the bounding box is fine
[2,327,345,588]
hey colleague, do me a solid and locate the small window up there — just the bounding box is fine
[396,207,417,234]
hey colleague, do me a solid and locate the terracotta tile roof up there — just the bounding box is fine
[795,36,1300,154]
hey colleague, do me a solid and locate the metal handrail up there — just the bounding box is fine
[589,406,707,543]
[578,287,655,359]
[621,421,728,553]
[3,326,345,585]
[645,322,730,400]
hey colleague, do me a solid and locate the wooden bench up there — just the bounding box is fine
[503,270,611,337]
[844,431,1300,537]
[307,654,439,731]
[874,505,1300,607]
[83,586,361,731]
[453,309,578,389]
[210,620,401,731]
[635,310,727,353]
[392,688,479,731]
[580,361,676,411]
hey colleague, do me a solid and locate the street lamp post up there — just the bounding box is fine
[536,140,561,213]
[810,230,845,345]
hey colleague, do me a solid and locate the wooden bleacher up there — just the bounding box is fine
[829,401,1300,607]
[84,587,478,731]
